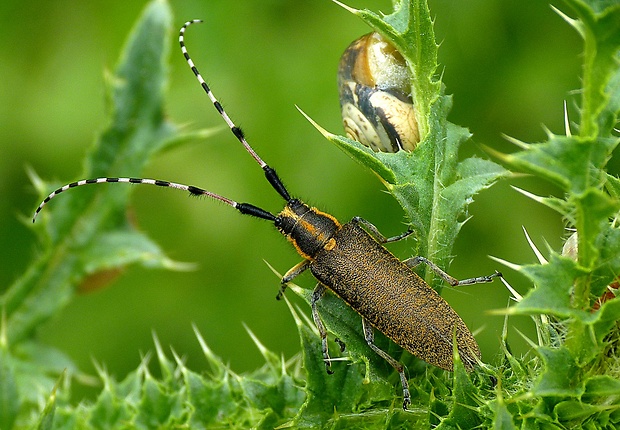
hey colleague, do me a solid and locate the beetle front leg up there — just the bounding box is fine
[404,256,502,286]
[361,318,411,410]
[277,259,311,300]
[310,283,335,374]
[352,216,413,243]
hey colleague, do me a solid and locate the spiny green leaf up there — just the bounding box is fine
[583,375,620,399]
[511,253,588,317]
[182,362,254,427]
[110,364,144,404]
[35,373,63,430]
[38,330,306,428]
[554,400,604,422]
[591,298,620,344]
[498,135,616,193]
[490,396,517,430]
[533,346,582,397]
[241,374,300,419]
[590,224,620,299]
[88,388,133,430]
[604,172,620,199]
[509,185,574,219]
[435,357,481,429]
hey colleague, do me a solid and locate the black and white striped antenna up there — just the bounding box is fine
[33,20,291,223]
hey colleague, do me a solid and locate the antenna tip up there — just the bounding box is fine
[181,19,203,31]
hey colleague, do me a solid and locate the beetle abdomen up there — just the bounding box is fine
[310,222,480,371]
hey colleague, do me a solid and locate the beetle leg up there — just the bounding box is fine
[310,283,334,374]
[404,256,502,286]
[362,318,411,410]
[277,259,311,300]
[351,216,413,243]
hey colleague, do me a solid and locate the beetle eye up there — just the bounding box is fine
[338,32,419,153]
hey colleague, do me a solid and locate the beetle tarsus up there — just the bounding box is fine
[402,391,412,410]
[455,270,503,286]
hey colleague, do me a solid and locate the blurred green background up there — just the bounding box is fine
[2,0,587,399]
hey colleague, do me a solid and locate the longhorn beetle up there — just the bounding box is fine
[33,19,501,410]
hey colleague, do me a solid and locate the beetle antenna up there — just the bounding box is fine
[179,20,292,202]
[32,178,276,223]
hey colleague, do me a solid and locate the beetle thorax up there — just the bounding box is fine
[275,199,341,260]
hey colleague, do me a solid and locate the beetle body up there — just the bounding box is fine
[34,20,500,410]
[338,32,419,152]
[276,199,480,372]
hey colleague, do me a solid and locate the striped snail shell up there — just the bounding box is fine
[338,32,419,153]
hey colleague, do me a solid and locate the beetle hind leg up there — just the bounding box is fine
[362,318,411,410]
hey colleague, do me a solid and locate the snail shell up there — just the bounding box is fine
[338,32,419,153]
